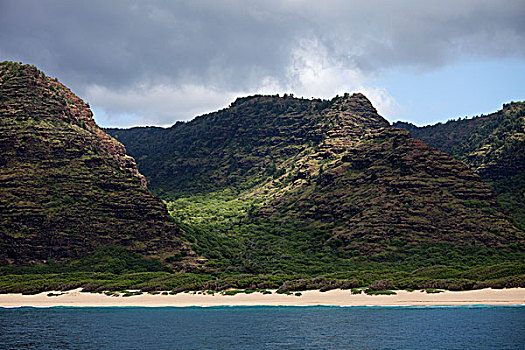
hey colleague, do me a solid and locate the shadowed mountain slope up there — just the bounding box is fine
[394,102,525,229]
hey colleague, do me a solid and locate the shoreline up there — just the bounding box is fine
[0,288,523,308]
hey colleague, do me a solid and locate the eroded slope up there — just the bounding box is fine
[0,62,194,267]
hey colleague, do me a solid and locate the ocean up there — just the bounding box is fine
[1,306,524,349]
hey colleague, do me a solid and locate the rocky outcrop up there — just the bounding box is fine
[0,62,193,266]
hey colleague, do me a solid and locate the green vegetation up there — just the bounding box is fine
[1,262,523,295]
[168,188,524,275]
[0,61,523,294]
[364,289,397,295]
[0,246,171,275]
[108,93,522,286]
[425,288,444,294]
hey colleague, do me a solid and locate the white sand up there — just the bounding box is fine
[0,288,523,308]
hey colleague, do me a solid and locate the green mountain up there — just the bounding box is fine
[0,61,195,268]
[394,102,525,229]
[108,93,523,275]
[1,61,522,294]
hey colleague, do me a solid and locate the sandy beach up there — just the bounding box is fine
[0,288,523,308]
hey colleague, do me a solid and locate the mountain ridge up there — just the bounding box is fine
[394,102,525,228]
[108,92,523,273]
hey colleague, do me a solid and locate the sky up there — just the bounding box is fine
[1,0,524,127]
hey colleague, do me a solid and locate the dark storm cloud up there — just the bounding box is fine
[0,0,298,90]
[1,0,524,126]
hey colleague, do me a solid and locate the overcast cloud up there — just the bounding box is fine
[1,0,524,127]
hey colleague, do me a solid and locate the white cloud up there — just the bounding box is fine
[270,38,403,119]
[86,83,240,127]
[3,1,523,126]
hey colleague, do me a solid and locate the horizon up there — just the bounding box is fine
[1,1,524,128]
[95,90,520,130]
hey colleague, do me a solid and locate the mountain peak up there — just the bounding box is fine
[0,61,147,187]
[109,87,522,271]
[334,92,376,111]
[342,92,370,102]
[0,61,97,130]
[327,92,389,130]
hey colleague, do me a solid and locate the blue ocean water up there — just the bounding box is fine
[1,306,524,349]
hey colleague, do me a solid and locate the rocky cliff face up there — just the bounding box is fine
[249,94,520,254]
[0,62,193,266]
[264,123,518,254]
[394,102,525,228]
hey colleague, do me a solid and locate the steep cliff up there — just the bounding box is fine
[0,62,193,267]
